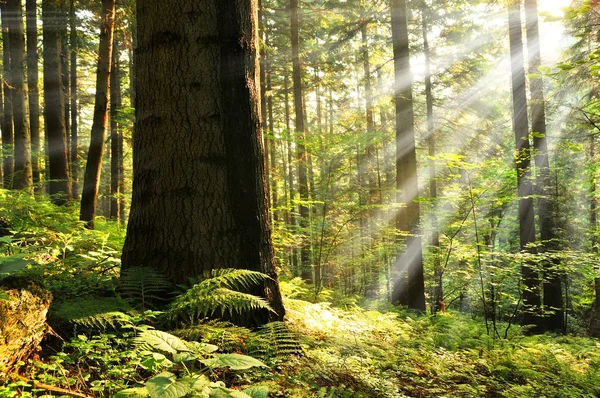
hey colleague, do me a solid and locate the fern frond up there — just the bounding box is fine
[167,287,275,325]
[174,320,252,353]
[198,269,272,292]
[72,311,134,331]
[120,266,173,310]
[248,321,303,360]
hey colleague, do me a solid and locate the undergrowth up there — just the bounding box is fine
[1,191,599,397]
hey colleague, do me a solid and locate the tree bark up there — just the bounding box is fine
[422,6,442,313]
[80,0,115,228]
[1,3,14,189]
[588,134,600,337]
[110,30,121,221]
[42,0,72,205]
[69,0,78,199]
[508,1,542,333]
[290,0,311,282]
[6,0,33,192]
[26,0,40,187]
[390,0,426,311]
[121,0,285,326]
[524,0,563,333]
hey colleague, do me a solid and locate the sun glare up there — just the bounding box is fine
[537,0,573,17]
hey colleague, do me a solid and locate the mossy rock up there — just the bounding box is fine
[0,278,52,373]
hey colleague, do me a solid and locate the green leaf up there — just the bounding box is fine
[173,351,197,363]
[145,373,191,398]
[243,386,269,398]
[202,354,267,370]
[209,387,252,398]
[189,375,211,392]
[136,330,191,354]
[114,387,150,398]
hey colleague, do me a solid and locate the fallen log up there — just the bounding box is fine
[0,277,52,373]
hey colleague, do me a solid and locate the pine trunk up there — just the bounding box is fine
[290,0,311,282]
[508,2,542,333]
[1,3,14,189]
[80,0,115,228]
[42,0,72,205]
[5,0,32,192]
[110,31,121,221]
[121,0,285,326]
[391,0,426,311]
[26,0,40,187]
[69,0,78,199]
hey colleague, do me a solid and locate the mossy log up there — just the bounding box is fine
[0,278,52,373]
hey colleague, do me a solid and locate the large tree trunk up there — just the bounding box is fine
[80,0,115,228]
[42,0,72,205]
[6,0,33,192]
[390,0,426,311]
[26,0,40,187]
[69,0,78,199]
[110,31,121,221]
[508,2,542,333]
[121,0,285,326]
[524,0,563,333]
[588,134,600,337]
[290,0,311,282]
[1,3,14,189]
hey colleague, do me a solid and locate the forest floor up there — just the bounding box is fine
[0,190,599,397]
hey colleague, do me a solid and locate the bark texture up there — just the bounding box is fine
[26,0,40,186]
[69,0,78,199]
[1,3,14,189]
[110,31,121,221]
[0,279,52,373]
[6,0,33,192]
[121,0,285,325]
[391,0,426,311]
[525,0,564,333]
[42,0,72,205]
[508,2,541,333]
[290,0,311,281]
[80,0,115,228]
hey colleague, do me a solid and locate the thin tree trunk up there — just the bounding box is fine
[290,0,310,282]
[110,30,121,221]
[525,0,563,332]
[1,3,14,189]
[69,0,78,199]
[5,0,32,192]
[391,0,426,311]
[284,72,298,273]
[80,0,115,228]
[258,0,271,214]
[508,2,542,333]
[422,5,442,313]
[266,27,278,222]
[26,0,40,187]
[60,4,69,169]
[588,134,600,337]
[42,0,72,205]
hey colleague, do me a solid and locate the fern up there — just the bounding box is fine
[174,320,253,353]
[248,321,303,361]
[73,311,135,331]
[165,269,275,326]
[120,266,173,310]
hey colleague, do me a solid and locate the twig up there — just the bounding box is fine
[32,382,93,398]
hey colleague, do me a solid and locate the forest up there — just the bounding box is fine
[1,0,600,397]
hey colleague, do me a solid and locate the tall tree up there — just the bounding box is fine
[26,0,40,186]
[524,0,563,333]
[1,3,13,189]
[110,30,122,221]
[121,0,285,325]
[6,0,33,192]
[69,0,78,198]
[290,0,311,281]
[508,1,541,333]
[422,3,442,313]
[42,0,72,204]
[391,0,426,311]
[80,0,116,228]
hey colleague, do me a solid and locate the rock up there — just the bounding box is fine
[0,277,52,373]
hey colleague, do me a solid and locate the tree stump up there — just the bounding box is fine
[0,277,52,373]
